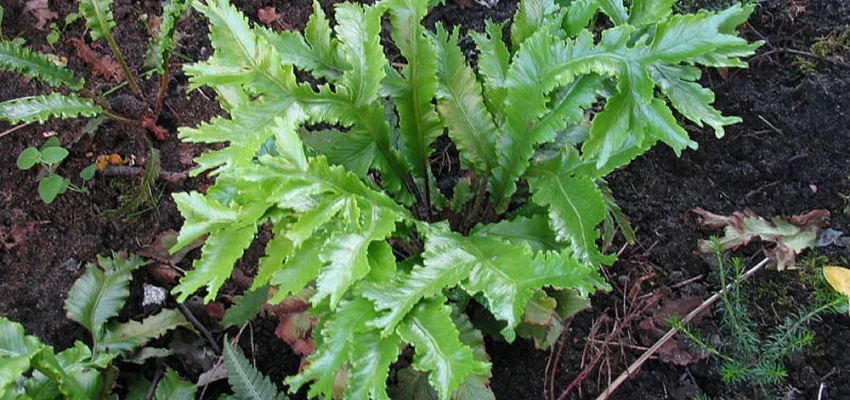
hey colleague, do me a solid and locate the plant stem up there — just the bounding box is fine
[102,109,135,123]
[103,32,141,96]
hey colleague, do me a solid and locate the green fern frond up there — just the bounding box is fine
[385,0,442,189]
[528,172,612,266]
[0,93,101,124]
[0,318,45,390]
[397,299,490,400]
[147,0,193,74]
[154,369,196,400]
[98,309,192,353]
[259,0,344,80]
[224,339,288,400]
[432,25,499,174]
[64,252,145,339]
[79,0,117,42]
[0,41,84,89]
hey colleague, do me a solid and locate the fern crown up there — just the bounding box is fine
[173,0,760,398]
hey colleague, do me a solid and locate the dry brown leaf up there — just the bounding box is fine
[691,208,830,270]
[274,313,315,356]
[638,294,710,366]
[0,221,48,250]
[179,144,194,166]
[139,229,203,266]
[68,38,124,83]
[142,116,169,140]
[147,264,182,286]
[23,0,58,31]
[257,7,279,26]
[204,302,226,320]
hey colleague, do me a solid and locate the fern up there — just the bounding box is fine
[147,0,193,74]
[78,0,140,94]
[171,0,759,398]
[0,93,101,123]
[153,369,196,400]
[224,339,288,400]
[0,41,84,89]
[79,0,117,42]
[64,252,145,342]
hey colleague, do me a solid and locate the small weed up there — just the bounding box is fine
[671,238,847,394]
[16,137,96,203]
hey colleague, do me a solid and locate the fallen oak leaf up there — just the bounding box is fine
[23,0,57,31]
[691,208,830,270]
[68,38,124,82]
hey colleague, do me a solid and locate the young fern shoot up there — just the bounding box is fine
[171,0,761,398]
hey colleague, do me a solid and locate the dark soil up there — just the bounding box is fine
[1,0,849,399]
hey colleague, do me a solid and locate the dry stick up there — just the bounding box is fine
[595,257,771,400]
[177,302,221,353]
[0,122,32,139]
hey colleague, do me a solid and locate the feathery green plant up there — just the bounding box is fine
[171,0,760,397]
[671,238,848,393]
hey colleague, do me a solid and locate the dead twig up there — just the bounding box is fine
[0,122,32,139]
[102,165,188,185]
[177,302,221,354]
[595,258,771,400]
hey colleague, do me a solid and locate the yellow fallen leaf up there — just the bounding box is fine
[823,266,850,296]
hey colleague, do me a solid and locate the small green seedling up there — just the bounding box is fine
[16,137,96,203]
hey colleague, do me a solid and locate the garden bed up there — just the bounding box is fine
[1,0,849,398]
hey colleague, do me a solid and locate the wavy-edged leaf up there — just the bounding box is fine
[385,0,442,185]
[528,173,611,266]
[252,227,293,289]
[315,204,398,308]
[471,214,559,252]
[223,287,269,328]
[650,63,740,138]
[628,0,675,26]
[287,298,376,397]
[147,0,193,74]
[224,339,287,400]
[491,28,605,210]
[260,0,344,80]
[0,318,44,390]
[363,224,476,336]
[432,25,499,173]
[173,223,258,303]
[451,311,494,400]
[79,0,116,42]
[345,330,400,400]
[563,0,598,36]
[461,235,605,341]
[64,252,145,338]
[0,41,83,89]
[99,309,193,353]
[469,21,510,115]
[511,0,556,48]
[154,369,196,400]
[334,2,386,107]
[268,233,325,304]
[187,0,294,93]
[397,298,490,400]
[0,93,101,124]
[179,99,306,176]
[648,5,752,64]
